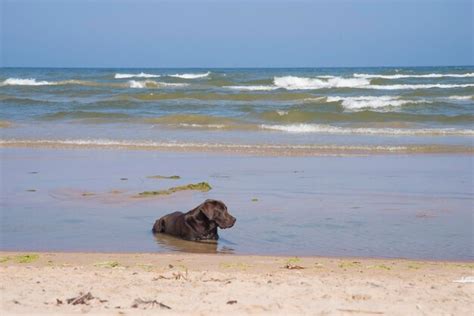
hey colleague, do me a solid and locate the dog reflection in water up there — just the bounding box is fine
[153,233,235,254]
[152,199,236,242]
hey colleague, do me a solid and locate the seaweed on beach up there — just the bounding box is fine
[137,182,211,197]
[147,175,181,180]
[15,254,39,263]
[94,261,120,268]
[131,298,171,310]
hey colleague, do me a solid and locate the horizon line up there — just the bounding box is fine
[1,65,473,70]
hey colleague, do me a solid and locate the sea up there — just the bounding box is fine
[1,66,473,154]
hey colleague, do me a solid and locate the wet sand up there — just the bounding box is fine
[1,251,472,315]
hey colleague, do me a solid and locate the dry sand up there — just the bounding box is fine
[0,251,472,315]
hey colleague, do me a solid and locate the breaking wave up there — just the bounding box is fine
[260,124,474,136]
[225,76,474,91]
[327,96,430,110]
[1,78,54,86]
[369,83,474,90]
[168,72,211,79]
[128,80,189,89]
[448,95,473,101]
[274,76,370,90]
[354,73,474,79]
[226,85,278,91]
[115,73,160,79]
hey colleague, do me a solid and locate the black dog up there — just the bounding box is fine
[152,199,236,241]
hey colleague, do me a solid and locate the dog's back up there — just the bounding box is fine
[152,211,183,234]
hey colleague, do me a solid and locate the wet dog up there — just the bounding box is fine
[152,199,236,241]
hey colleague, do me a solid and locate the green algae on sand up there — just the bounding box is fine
[15,254,40,263]
[138,182,211,197]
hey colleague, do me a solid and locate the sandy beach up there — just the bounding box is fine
[1,251,473,315]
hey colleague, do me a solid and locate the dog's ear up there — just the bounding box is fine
[200,200,217,220]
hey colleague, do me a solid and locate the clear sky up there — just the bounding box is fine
[1,0,472,68]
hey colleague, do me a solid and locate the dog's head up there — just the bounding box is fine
[199,199,236,229]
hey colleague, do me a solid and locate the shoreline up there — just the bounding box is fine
[1,249,473,264]
[1,251,472,315]
[1,140,473,156]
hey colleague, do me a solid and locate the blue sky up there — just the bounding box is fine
[1,0,472,68]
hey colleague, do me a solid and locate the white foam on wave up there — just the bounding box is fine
[369,83,474,90]
[448,95,473,100]
[1,78,54,86]
[115,72,160,79]
[128,80,189,89]
[354,73,474,79]
[274,76,370,90]
[178,123,226,129]
[169,72,211,79]
[327,96,429,110]
[260,123,474,136]
[227,85,279,91]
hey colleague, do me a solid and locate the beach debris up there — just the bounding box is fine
[219,262,251,270]
[203,277,234,283]
[251,198,259,202]
[28,171,39,174]
[367,264,391,271]
[26,189,37,192]
[154,271,188,281]
[227,300,238,305]
[120,178,128,181]
[337,308,383,315]
[81,192,95,197]
[137,182,212,197]
[15,254,39,263]
[147,175,181,180]
[453,276,474,283]
[351,294,371,301]
[284,263,305,270]
[56,299,63,305]
[131,298,171,310]
[94,261,120,268]
[338,261,361,269]
[283,257,304,269]
[66,292,95,305]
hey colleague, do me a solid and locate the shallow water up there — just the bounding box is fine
[1,148,472,260]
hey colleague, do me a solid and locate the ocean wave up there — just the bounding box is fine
[260,123,474,136]
[273,76,370,90]
[168,72,211,79]
[354,73,474,79]
[327,96,429,110]
[128,80,189,89]
[115,72,160,79]
[1,78,54,86]
[41,111,132,120]
[448,95,473,101]
[0,78,123,88]
[1,138,472,155]
[144,114,241,127]
[226,85,279,91]
[369,83,474,90]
